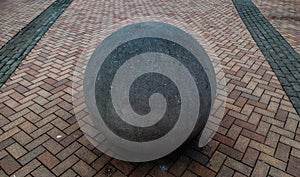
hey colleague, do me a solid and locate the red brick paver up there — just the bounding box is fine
[0,0,300,176]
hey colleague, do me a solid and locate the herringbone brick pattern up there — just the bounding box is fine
[253,0,300,54]
[0,0,55,49]
[0,0,299,176]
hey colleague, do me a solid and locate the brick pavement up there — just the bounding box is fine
[0,0,300,177]
[252,0,300,54]
[0,0,73,88]
[0,0,55,49]
[233,0,300,118]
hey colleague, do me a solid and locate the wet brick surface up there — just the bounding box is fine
[0,0,299,176]
[233,0,300,115]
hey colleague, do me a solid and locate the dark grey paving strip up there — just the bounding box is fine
[232,0,300,115]
[0,0,73,88]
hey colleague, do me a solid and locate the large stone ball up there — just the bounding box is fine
[83,22,216,162]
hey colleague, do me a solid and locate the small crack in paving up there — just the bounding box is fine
[0,0,73,88]
[232,0,300,115]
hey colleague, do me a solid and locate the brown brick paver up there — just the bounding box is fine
[287,156,300,177]
[0,0,299,176]
[0,155,21,175]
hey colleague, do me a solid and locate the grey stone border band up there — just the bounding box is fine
[233,0,300,115]
[0,0,73,88]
